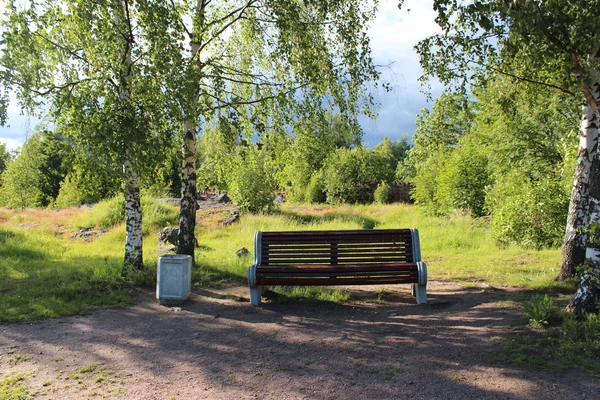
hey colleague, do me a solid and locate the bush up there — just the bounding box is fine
[226,147,276,212]
[487,173,569,249]
[321,147,394,204]
[73,195,126,228]
[373,181,390,204]
[523,295,554,328]
[436,144,491,217]
[304,171,326,203]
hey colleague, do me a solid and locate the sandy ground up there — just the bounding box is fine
[1,281,599,400]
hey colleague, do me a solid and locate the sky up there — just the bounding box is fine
[0,0,442,151]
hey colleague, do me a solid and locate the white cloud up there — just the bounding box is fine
[0,137,23,151]
[360,0,442,143]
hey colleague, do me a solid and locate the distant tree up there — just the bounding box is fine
[322,147,393,204]
[0,142,10,175]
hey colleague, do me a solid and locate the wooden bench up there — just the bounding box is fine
[247,229,427,305]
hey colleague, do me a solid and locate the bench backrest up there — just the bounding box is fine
[254,229,421,266]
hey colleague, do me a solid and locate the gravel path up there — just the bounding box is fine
[1,281,598,399]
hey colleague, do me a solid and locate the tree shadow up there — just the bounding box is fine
[1,282,597,399]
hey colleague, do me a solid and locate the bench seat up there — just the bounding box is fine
[248,229,427,305]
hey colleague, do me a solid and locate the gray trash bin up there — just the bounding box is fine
[156,254,192,305]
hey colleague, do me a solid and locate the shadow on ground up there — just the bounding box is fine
[0,281,598,400]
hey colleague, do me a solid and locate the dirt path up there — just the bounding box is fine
[1,281,598,399]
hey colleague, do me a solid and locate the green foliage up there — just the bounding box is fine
[277,111,361,202]
[304,171,326,204]
[407,78,577,246]
[523,295,555,328]
[411,154,448,215]
[141,195,179,231]
[322,147,394,204]
[487,174,570,249]
[0,226,131,323]
[0,129,71,208]
[435,142,491,217]
[270,286,351,304]
[373,181,390,204]
[72,196,125,229]
[226,146,276,212]
[492,310,600,377]
[412,1,600,98]
[0,142,11,175]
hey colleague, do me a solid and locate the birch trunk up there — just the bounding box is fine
[177,0,204,262]
[115,0,143,271]
[177,121,197,260]
[568,153,600,316]
[123,156,143,270]
[558,102,599,280]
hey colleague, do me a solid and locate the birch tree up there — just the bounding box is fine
[1,0,173,272]
[402,0,600,314]
[146,1,381,260]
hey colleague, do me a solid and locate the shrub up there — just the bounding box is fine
[73,195,125,228]
[72,195,178,230]
[304,171,326,203]
[321,147,394,204]
[523,295,554,328]
[226,147,276,212]
[373,181,390,204]
[436,144,491,217]
[487,173,569,249]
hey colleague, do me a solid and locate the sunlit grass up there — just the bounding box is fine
[195,203,566,291]
[0,199,569,322]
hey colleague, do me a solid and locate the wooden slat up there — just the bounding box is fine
[263,257,412,264]
[257,264,418,273]
[261,229,412,236]
[257,271,416,278]
[257,277,418,285]
[263,246,411,254]
[264,252,412,258]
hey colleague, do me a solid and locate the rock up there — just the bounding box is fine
[221,212,240,226]
[215,193,230,203]
[158,227,179,246]
[158,227,200,248]
[236,247,250,258]
[274,194,286,204]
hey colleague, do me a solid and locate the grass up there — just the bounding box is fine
[0,201,568,323]
[194,203,566,292]
[0,374,31,400]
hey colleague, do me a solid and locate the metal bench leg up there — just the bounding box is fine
[250,286,262,306]
[415,284,427,304]
[411,283,416,297]
[416,262,427,304]
[248,265,261,306]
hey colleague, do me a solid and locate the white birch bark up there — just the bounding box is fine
[123,155,143,270]
[177,0,203,260]
[559,100,599,280]
[177,119,198,259]
[568,68,600,314]
[115,0,143,271]
[569,153,600,316]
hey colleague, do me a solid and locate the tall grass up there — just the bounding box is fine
[195,203,565,291]
[0,200,567,322]
[0,226,130,323]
